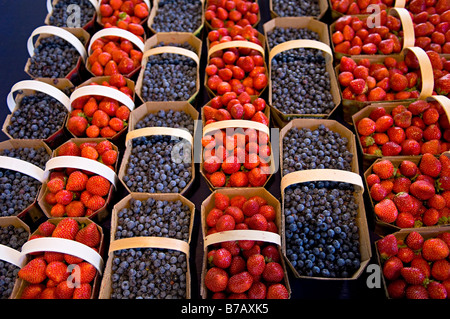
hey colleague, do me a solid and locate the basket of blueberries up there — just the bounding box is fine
[45,0,97,31]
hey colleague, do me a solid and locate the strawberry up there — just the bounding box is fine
[242,198,260,217]
[377,234,399,259]
[64,254,83,265]
[427,281,447,299]
[58,141,81,157]
[422,238,450,261]
[394,192,419,215]
[224,206,244,224]
[372,160,394,180]
[55,190,74,206]
[401,267,426,285]
[435,73,450,95]
[212,248,232,269]
[80,146,99,161]
[405,231,424,250]
[262,262,284,283]
[387,279,407,299]
[247,214,268,231]
[205,267,228,292]
[75,223,101,248]
[65,201,86,217]
[349,78,368,95]
[55,281,74,299]
[47,178,65,194]
[21,284,45,299]
[214,193,230,211]
[39,287,57,299]
[206,208,224,228]
[422,208,440,226]
[247,254,266,276]
[370,183,388,202]
[396,212,415,228]
[420,153,442,178]
[203,155,221,174]
[438,232,450,248]
[340,56,357,72]
[431,259,450,281]
[397,247,415,263]
[228,271,253,294]
[101,149,118,166]
[18,258,47,284]
[393,111,412,129]
[357,117,376,136]
[266,284,289,299]
[215,214,235,232]
[67,116,88,136]
[77,262,97,284]
[248,281,267,299]
[72,283,92,299]
[406,285,429,299]
[399,160,418,177]
[392,177,411,194]
[44,251,64,263]
[86,175,111,197]
[374,199,398,223]
[86,195,106,212]
[409,180,435,200]
[45,261,69,283]
[37,221,56,237]
[375,115,394,133]
[382,256,403,280]
[52,218,79,240]
[411,257,431,278]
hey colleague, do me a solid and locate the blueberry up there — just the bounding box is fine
[151,0,203,33]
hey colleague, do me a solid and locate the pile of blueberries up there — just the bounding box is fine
[110,197,191,299]
[27,35,84,79]
[134,109,195,136]
[140,51,198,102]
[282,125,354,175]
[122,135,193,194]
[0,224,29,299]
[151,0,203,33]
[271,47,335,116]
[0,146,50,217]
[272,0,321,18]
[267,27,320,50]
[284,181,362,278]
[6,88,71,140]
[47,0,96,28]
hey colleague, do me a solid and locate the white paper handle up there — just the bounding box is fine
[44,156,118,188]
[7,80,71,113]
[0,244,26,268]
[21,237,104,274]
[88,28,145,54]
[108,237,190,256]
[27,26,87,62]
[0,156,46,183]
[203,119,270,137]
[269,39,333,64]
[70,85,135,111]
[204,230,281,247]
[126,127,194,145]
[142,46,200,66]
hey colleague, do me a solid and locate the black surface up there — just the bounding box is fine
[0,0,391,304]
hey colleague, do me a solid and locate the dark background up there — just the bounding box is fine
[0,0,389,302]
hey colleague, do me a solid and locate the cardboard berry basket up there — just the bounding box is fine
[144,31,203,58]
[206,28,266,54]
[99,192,195,299]
[279,118,360,177]
[205,40,268,99]
[135,41,201,104]
[263,16,331,52]
[11,217,105,299]
[0,217,30,299]
[375,226,450,299]
[200,119,276,191]
[336,46,435,124]
[66,77,136,140]
[204,0,261,31]
[37,153,119,220]
[268,39,341,124]
[24,26,90,85]
[329,8,415,61]
[45,0,98,31]
[0,139,52,223]
[118,124,196,195]
[351,95,450,170]
[86,27,146,79]
[148,0,205,36]
[200,187,291,299]
[280,168,372,279]
[269,0,328,20]
[2,78,74,149]
[96,0,151,32]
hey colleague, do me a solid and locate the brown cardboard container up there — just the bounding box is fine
[206,29,266,54]
[270,0,328,20]
[135,33,202,104]
[268,40,341,122]
[375,226,450,299]
[279,119,359,177]
[25,26,90,85]
[280,168,372,279]
[204,0,261,31]
[199,188,291,299]
[11,217,105,299]
[148,0,204,36]
[99,192,195,299]
[2,78,74,149]
[45,0,97,31]
[0,139,52,222]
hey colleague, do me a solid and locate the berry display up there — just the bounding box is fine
[151,0,203,33]
[27,35,84,79]
[284,181,362,278]
[110,197,191,299]
[272,0,321,18]
[48,0,96,28]
[330,0,392,16]
[99,0,148,37]
[367,154,450,227]
[266,26,320,50]
[271,48,335,116]
[207,25,263,48]
[134,109,195,136]
[282,125,354,175]
[205,0,260,29]
[378,231,450,299]
[0,224,29,299]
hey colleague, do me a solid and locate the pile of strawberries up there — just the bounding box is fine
[204,92,269,124]
[88,34,143,77]
[205,0,259,29]
[207,24,263,48]
[98,0,148,37]
[68,75,132,138]
[377,231,450,299]
[206,46,267,98]
[330,0,392,15]
[43,140,116,217]
[18,218,101,299]
[332,11,406,56]
[356,99,450,156]
[204,193,289,299]
[367,153,450,228]
[202,127,271,188]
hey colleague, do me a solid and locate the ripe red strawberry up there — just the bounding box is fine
[205,267,228,292]
[262,262,284,283]
[420,153,442,178]
[39,287,57,299]
[401,267,426,285]
[55,281,74,299]
[406,285,429,299]
[427,281,447,299]
[247,254,266,276]
[210,171,226,187]
[228,271,253,294]
[247,214,268,231]
[45,261,69,283]
[37,221,56,237]
[215,214,235,232]
[72,283,92,299]
[387,279,407,299]
[18,258,47,284]
[212,248,232,269]
[374,199,398,223]
[242,198,260,217]
[77,262,97,284]
[64,254,83,265]
[411,257,431,278]
[422,238,450,261]
[47,178,65,194]
[382,256,403,280]
[266,284,289,299]
[438,232,450,248]
[377,234,399,259]
[422,208,440,226]
[67,116,88,136]
[214,192,230,211]
[392,177,411,194]
[399,160,418,177]
[224,206,244,224]
[75,223,101,248]
[58,141,81,156]
[393,193,418,215]
[396,212,415,228]
[248,281,267,299]
[372,160,394,180]
[52,218,79,240]
[357,117,376,136]
[431,259,450,281]
[409,180,435,201]
[397,247,414,263]
[21,283,45,299]
[405,231,424,250]
[86,175,110,197]
[86,195,106,212]
[206,208,224,228]
[65,201,86,217]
